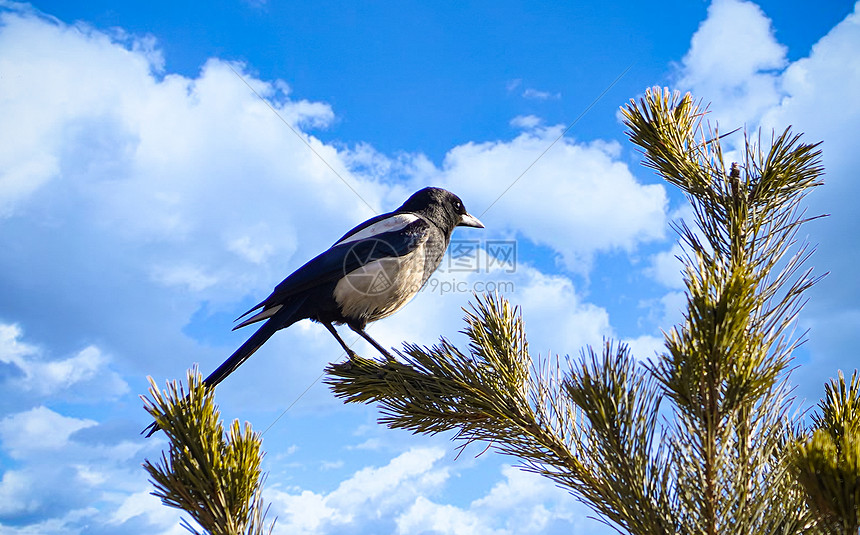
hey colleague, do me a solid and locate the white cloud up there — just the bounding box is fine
[269,447,450,534]
[753,7,860,396]
[471,466,588,532]
[394,463,605,535]
[0,469,40,517]
[647,243,685,290]
[361,249,613,365]
[337,131,668,277]
[645,204,696,292]
[274,489,339,533]
[0,403,160,532]
[0,325,161,533]
[0,407,96,457]
[0,322,37,364]
[226,230,277,265]
[0,505,103,535]
[110,491,186,535]
[332,447,448,510]
[150,263,220,292]
[682,0,786,83]
[622,334,667,363]
[522,88,561,100]
[437,131,667,272]
[514,268,612,353]
[320,459,344,470]
[510,114,543,129]
[657,291,688,331]
[678,0,787,129]
[269,449,609,535]
[397,497,493,535]
[504,79,560,101]
[0,323,128,399]
[37,346,108,392]
[0,406,146,527]
[761,6,860,142]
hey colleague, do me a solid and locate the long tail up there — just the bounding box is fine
[202,317,282,388]
[202,295,308,388]
[143,297,307,437]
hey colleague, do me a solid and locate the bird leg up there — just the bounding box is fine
[323,322,358,359]
[348,324,395,360]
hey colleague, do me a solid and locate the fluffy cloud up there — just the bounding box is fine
[510,114,543,129]
[354,246,615,371]
[337,112,669,276]
[0,322,148,533]
[0,323,128,405]
[758,4,860,315]
[436,132,667,272]
[505,79,561,101]
[0,405,152,529]
[394,464,603,535]
[268,449,606,535]
[110,492,186,535]
[522,88,561,100]
[0,6,391,385]
[678,0,787,129]
[0,406,96,458]
[269,447,450,534]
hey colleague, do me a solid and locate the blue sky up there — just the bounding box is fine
[1,1,859,534]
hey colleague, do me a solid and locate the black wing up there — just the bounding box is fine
[234,217,429,328]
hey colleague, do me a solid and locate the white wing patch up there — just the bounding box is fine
[335,213,421,246]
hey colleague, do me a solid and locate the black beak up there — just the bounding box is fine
[458,212,484,228]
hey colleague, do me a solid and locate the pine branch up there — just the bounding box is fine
[792,371,860,535]
[327,294,676,535]
[141,369,274,535]
[622,87,823,534]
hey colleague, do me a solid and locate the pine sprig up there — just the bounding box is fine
[327,296,543,443]
[792,371,860,535]
[142,370,273,535]
[327,296,676,535]
[624,87,823,535]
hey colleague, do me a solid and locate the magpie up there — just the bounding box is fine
[144,187,482,436]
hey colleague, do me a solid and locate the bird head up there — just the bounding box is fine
[398,187,484,234]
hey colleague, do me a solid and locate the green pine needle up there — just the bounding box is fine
[792,371,860,535]
[141,369,273,535]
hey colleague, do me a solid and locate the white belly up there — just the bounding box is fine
[333,248,427,323]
